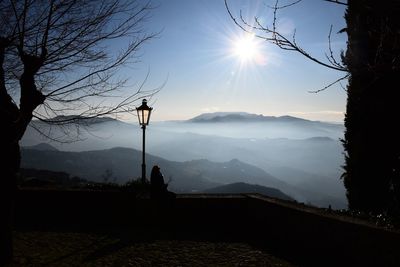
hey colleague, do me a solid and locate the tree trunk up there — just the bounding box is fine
[0,39,20,265]
[0,48,45,265]
[0,129,20,265]
[343,0,400,214]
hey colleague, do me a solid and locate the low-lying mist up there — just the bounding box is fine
[21,114,346,208]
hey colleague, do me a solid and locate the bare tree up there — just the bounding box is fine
[0,0,157,264]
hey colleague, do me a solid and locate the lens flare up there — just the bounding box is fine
[232,33,262,63]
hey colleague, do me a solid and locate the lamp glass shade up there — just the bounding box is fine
[136,99,152,126]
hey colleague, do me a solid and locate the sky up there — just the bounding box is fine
[128,0,348,122]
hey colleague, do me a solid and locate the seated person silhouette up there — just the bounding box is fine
[150,165,172,199]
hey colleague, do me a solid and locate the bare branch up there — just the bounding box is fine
[325,25,345,69]
[225,0,348,72]
[1,0,159,142]
[324,0,348,6]
[265,0,302,9]
[308,74,349,93]
[28,119,86,143]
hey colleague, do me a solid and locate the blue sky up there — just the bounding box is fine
[129,0,348,122]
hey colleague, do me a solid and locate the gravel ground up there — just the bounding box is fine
[10,231,297,267]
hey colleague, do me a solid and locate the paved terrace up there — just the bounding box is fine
[14,190,400,267]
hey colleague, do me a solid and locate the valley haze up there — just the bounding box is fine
[21,112,346,209]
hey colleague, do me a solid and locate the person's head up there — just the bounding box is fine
[151,165,161,176]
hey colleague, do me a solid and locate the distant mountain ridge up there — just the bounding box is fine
[204,182,293,201]
[20,146,289,199]
[189,112,310,123]
[25,143,59,151]
[36,115,119,125]
[29,112,342,125]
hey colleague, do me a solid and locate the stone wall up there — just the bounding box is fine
[15,190,400,267]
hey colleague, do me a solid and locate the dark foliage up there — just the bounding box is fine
[18,168,151,196]
[19,168,86,188]
[342,0,400,215]
[335,209,400,230]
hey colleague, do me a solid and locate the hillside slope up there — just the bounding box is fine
[204,182,293,201]
[21,147,287,198]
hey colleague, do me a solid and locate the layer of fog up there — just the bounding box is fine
[22,119,346,207]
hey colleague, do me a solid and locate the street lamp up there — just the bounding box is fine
[136,99,153,183]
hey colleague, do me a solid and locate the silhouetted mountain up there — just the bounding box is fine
[47,115,118,124]
[25,143,58,151]
[305,136,334,142]
[20,146,289,198]
[179,158,283,189]
[189,112,308,123]
[204,182,293,201]
[19,168,87,188]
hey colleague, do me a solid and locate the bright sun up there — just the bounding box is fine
[232,34,260,62]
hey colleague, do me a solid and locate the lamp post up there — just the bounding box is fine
[136,99,153,183]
